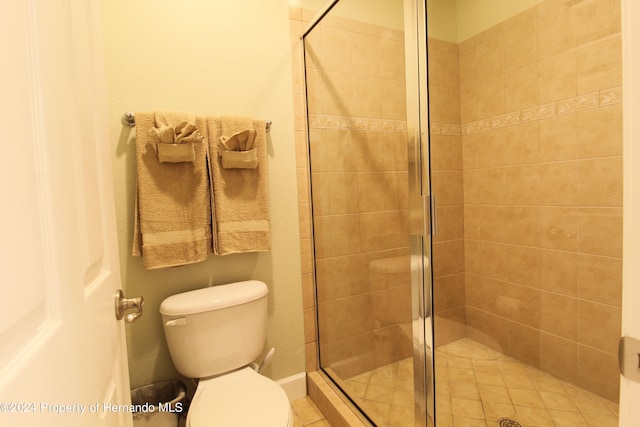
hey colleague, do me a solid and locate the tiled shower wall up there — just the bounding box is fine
[429,0,623,401]
[429,37,467,348]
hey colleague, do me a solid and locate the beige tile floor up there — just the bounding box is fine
[292,396,331,426]
[341,338,619,427]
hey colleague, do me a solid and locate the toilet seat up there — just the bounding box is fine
[187,366,293,427]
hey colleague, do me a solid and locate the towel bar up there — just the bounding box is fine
[121,112,272,133]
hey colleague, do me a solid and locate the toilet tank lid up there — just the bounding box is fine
[159,280,268,316]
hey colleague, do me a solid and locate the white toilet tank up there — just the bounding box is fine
[160,280,268,379]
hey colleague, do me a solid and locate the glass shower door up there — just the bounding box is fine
[302,0,435,425]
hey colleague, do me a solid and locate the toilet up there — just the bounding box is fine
[160,280,293,427]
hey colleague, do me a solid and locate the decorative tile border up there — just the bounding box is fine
[557,92,599,115]
[522,102,556,122]
[461,119,490,135]
[600,87,623,107]
[431,123,462,135]
[308,87,622,136]
[432,86,622,136]
[309,114,407,132]
[491,111,521,128]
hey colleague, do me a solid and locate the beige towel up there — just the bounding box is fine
[207,115,271,255]
[151,121,203,163]
[218,129,258,169]
[132,111,212,268]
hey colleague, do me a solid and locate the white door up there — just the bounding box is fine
[0,1,132,426]
[621,1,640,426]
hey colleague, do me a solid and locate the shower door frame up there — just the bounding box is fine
[300,0,436,425]
[405,0,435,425]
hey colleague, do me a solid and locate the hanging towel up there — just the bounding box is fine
[206,115,271,255]
[132,111,212,269]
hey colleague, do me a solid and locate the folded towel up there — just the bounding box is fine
[150,121,204,163]
[132,111,212,269]
[218,129,258,169]
[206,115,271,255]
[219,129,256,151]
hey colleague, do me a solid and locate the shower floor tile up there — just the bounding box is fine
[343,338,618,427]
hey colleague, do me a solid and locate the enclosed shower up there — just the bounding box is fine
[298,0,623,425]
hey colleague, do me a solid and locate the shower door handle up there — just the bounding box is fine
[422,195,437,237]
[431,195,437,236]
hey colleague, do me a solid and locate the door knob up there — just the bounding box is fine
[115,290,144,323]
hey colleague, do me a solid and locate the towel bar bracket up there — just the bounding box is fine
[122,112,135,127]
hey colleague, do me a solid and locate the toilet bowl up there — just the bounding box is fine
[189,367,291,426]
[160,280,292,427]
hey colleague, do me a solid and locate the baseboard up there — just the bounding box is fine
[277,372,307,402]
